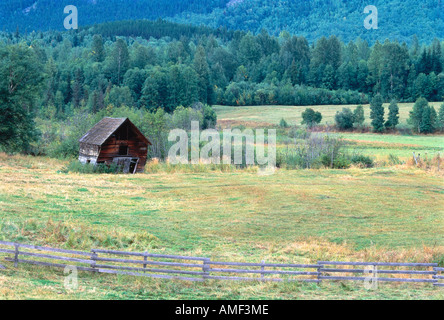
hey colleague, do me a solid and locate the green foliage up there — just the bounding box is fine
[279,118,289,128]
[1,1,442,44]
[409,97,438,134]
[301,108,322,128]
[352,105,365,128]
[350,154,374,168]
[335,108,354,130]
[0,44,45,153]
[61,161,119,174]
[438,103,444,132]
[370,94,385,133]
[385,100,400,129]
[278,133,347,169]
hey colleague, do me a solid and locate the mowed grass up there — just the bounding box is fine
[338,133,444,158]
[0,154,443,299]
[215,103,444,159]
[214,102,444,127]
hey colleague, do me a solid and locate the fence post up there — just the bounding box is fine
[202,258,210,281]
[143,251,148,273]
[432,267,438,286]
[317,262,323,285]
[14,243,19,268]
[261,260,265,282]
[91,249,97,273]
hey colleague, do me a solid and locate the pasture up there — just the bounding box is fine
[214,102,444,127]
[215,103,444,159]
[0,154,443,299]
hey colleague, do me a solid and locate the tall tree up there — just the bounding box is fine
[0,44,45,152]
[91,34,105,62]
[385,100,399,129]
[353,105,365,128]
[370,94,385,132]
[193,45,213,105]
[107,38,130,85]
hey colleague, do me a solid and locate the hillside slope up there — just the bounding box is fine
[0,0,442,43]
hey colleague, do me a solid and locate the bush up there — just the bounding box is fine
[279,133,345,169]
[301,108,322,128]
[388,154,402,165]
[350,154,374,168]
[61,161,119,174]
[279,118,289,128]
[335,108,354,130]
[288,127,311,139]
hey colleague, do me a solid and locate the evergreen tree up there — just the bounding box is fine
[91,34,105,62]
[193,45,213,105]
[438,103,444,132]
[0,44,45,152]
[107,38,130,85]
[385,100,399,129]
[409,97,429,133]
[420,105,433,134]
[370,94,385,132]
[353,105,365,128]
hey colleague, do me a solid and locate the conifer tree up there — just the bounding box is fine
[370,94,385,132]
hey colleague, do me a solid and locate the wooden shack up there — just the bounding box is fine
[78,117,151,173]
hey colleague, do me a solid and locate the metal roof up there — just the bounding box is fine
[78,117,150,146]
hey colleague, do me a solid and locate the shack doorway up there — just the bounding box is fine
[113,157,140,174]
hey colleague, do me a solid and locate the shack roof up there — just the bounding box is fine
[78,117,151,146]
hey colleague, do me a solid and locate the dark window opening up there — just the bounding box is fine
[86,160,91,164]
[119,145,129,156]
[116,125,130,140]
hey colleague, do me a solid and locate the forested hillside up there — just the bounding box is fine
[176,0,444,43]
[0,0,442,44]
[1,20,443,155]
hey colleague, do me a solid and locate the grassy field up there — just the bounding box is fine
[215,103,444,160]
[337,133,444,159]
[214,102,444,127]
[0,154,443,299]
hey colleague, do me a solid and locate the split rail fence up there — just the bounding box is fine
[0,241,442,287]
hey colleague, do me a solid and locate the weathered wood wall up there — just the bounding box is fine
[97,136,147,172]
[79,122,148,172]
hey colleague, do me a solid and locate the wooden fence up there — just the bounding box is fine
[0,241,442,287]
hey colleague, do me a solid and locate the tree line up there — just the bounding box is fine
[0,20,443,153]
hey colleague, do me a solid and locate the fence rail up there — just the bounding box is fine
[0,241,442,287]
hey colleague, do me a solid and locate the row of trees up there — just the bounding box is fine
[298,98,444,134]
[0,19,443,154]
[4,20,443,122]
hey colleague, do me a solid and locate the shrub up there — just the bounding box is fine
[350,154,374,168]
[335,108,354,130]
[388,154,402,165]
[353,105,365,128]
[279,133,345,169]
[279,118,289,128]
[61,161,119,174]
[301,108,322,128]
[288,127,311,139]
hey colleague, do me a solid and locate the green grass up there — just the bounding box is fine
[338,133,444,158]
[214,102,444,127]
[214,103,444,159]
[0,154,443,299]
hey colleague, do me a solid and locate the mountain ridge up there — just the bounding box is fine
[0,0,442,43]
